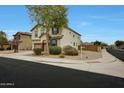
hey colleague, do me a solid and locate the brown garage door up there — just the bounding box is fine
[34,43,42,49]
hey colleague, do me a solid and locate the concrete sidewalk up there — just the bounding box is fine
[0,49,124,78]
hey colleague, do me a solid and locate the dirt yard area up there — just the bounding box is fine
[0,50,102,60]
[43,50,102,60]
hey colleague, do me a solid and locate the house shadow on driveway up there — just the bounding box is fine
[0,57,124,88]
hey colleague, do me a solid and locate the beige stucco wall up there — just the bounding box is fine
[48,28,81,49]
[18,35,32,50]
[32,26,81,50]
[32,26,45,49]
[32,26,44,40]
[60,28,81,49]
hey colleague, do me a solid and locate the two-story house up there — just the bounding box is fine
[13,32,32,50]
[31,24,81,52]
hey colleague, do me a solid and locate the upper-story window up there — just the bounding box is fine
[18,35,20,40]
[73,35,75,37]
[14,35,20,40]
[52,27,59,35]
[73,42,75,46]
[40,27,45,32]
[35,31,38,38]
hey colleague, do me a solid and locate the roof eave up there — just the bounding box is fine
[67,27,81,36]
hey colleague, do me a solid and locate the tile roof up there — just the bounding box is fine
[13,32,31,36]
[82,42,94,45]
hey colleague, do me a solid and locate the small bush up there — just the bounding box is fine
[33,48,42,55]
[59,54,65,58]
[7,47,11,50]
[0,48,4,51]
[63,45,78,56]
[49,46,61,55]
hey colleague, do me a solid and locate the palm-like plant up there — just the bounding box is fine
[26,5,68,54]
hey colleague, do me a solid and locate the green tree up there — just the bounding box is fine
[0,31,8,49]
[26,5,68,54]
[101,42,108,46]
[94,40,108,48]
[94,40,102,46]
[115,40,124,47]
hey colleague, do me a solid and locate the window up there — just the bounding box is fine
[78,36,80,39]
[50,39,57,46]
[52,27,59,35]
[35,31,38,38]
[18,35,20,40]
[41,27,45,32]
[73,42,75,46]
[73,35,75,37]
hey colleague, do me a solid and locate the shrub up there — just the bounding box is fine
[33,48,42,55]
[49,46,61,55]
[59,54,65,58]
[7,47,11,50]
[63,45,78,56]
[0,48,4,51]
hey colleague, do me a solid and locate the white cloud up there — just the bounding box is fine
[7,36,13,40]
[88,15,106,19]
[88,15,124,21]
[3,29,18,35]
[77,21,90,28]
[84,34,97,37]
[83,34,109,41]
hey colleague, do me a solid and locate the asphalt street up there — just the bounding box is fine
[0,57,124,88]
[106,48,124,61]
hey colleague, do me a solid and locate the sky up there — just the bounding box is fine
[0,5,124,44]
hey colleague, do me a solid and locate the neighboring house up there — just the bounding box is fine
[0,42,11,50]
[31,24,81,52]
[81,42,101,52]
[82,42,94,46]
[8,40,13,50]
[119,44,124,49]
[3,43,11,50]
[13,32,32,50]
